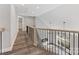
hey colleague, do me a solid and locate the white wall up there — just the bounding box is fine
[36,5,79,31]
[10,5,17,50]
[0,5,11,52]
[0,4,18,52]
[23,16,35,31]
[0,5,35,52]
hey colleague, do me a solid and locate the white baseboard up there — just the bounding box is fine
[0,47,12,53]
[0,30,18,53]
[2,47,12,53]
[0,31,18,53]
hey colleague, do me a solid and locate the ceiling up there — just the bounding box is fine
[14,4,62,16]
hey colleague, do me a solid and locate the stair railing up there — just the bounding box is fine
[36,28,79,55]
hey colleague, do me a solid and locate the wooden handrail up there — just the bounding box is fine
[26,26,79,33]
[36,28,79,33]
[0,28,5,32]
[25,27,79,55]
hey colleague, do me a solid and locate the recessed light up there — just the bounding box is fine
[36,6,40,9]
[22,4,24,6]
[32,12,34,14]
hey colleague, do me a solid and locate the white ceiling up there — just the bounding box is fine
[14,4,62,16]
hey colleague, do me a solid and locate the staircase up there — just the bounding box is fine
[10,31,50,55]
[12,31,33,51]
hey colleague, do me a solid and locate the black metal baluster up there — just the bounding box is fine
[58,31,59,55]
[52,31,53,54]
[49,30,50,53]
[44,30,47,52]
[65,32,66,55]
[55,31,56,55]
[69,32,71,55]
[39,30,42,48]
[40,30,42,48]
[41,30,44,48]
[73,33,75,55]
[45,30,47,52]
[58,31,61,55]
[61,32,62,55]
[47,30,48,52]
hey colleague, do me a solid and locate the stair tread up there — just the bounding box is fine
[3,31,54,55]
[10,46,49,55]
[14,40,26,46]
[15,37,26,42]
[13,43,28,51]
[12,31,34,51]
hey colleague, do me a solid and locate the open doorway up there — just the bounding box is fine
[18,16,23,31]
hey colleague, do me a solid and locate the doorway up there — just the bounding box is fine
[18,16,23,31]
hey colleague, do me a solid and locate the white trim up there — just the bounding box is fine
[2,47,12,53]
[0,47,11,53]
[10,31,18,51]
[0,31,18,53]
[36,5,63,16]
